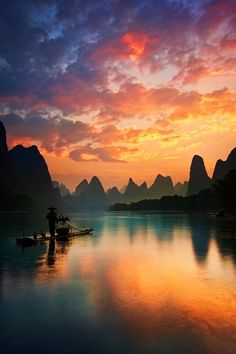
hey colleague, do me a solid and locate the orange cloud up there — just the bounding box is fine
[90,31,150,65]
[69,144,131,163]
[221,38,236,50]
[121,32,149,61]
[2,84,236,166]
[48,74,101,112]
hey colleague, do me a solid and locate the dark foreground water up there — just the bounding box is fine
[0,212,236,354]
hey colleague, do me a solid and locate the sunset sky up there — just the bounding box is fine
[0,0,236,190]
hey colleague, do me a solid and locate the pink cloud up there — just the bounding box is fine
[90,31,152,65]
[69,144,132,163]
[221,38,236,50]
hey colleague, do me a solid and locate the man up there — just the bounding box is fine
[46,207,58,238]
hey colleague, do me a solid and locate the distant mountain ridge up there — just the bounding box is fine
[80,176,107,208]
[123,178,148,202]
[62,146,236,209]
[149,174,175,198]
[74,179,89,196]
[1,120,235,210]
[174,181,188,196]
[53,180,70,197]
[107,187,124,205]
[64,174,183,210]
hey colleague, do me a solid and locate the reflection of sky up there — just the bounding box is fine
[1,212,236,353]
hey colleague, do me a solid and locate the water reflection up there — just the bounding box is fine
[205,218,236,264]
[0,212,236,354]
[47,239,56,267]
[188,217,212,264]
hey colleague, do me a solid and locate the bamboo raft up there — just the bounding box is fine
[16,228,93,246]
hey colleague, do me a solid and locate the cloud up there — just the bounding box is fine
[90,31,153,65]
[1,81,235,163]
[0,0,235,104]
[0,113,143,162]
[0,0,235,170]
[221,39,236,50]
[0,113,95,152]
[69,144,128,163]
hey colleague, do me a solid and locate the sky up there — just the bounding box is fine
[0,0,236,191]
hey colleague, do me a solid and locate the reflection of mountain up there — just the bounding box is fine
[1,212,236,354]
[0,213,49,281]
[74,213,236,354]
[189,217,236,266]
[213,220,236,266]
[188,217,211,264]
[0,121,60,209]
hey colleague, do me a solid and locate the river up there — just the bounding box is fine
[0,211,235,354]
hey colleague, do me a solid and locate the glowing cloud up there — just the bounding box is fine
[0,0,236,188]
[122,32,149,61]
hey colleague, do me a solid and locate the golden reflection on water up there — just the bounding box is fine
[36,220,236,352]
[36,236,94,282]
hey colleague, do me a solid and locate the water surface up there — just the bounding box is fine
[0,212,236,354]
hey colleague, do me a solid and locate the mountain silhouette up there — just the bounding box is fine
[120,185,127,193]
[107,186,124,205]
[123,178,148,202]
[187,155,211,196]
[9,145,55,196]
[174,181,188,196]
[53,180,70,197]
[0,121,17,191]
[2,119,235,210]
[0,121,59,208]
[148,174,174,199]
[0,121,8,153]
[123,178,139,201]
[79,176,107,208]
[212,147,236,181]
[74,179,89,196]
[139,182,148,199]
